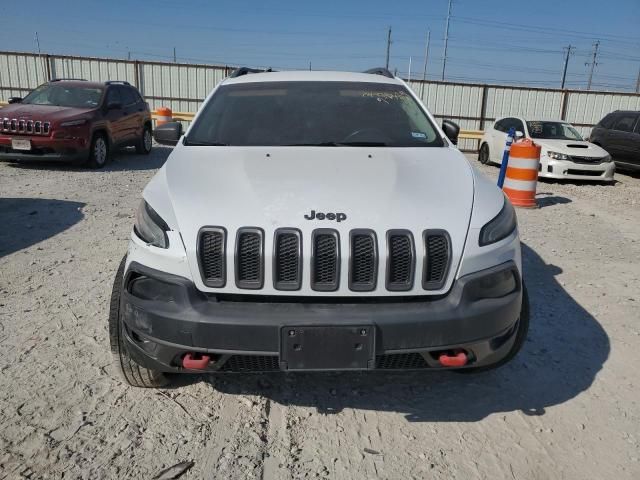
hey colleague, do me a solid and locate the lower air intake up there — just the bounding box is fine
[376,353,429,369]
[220,355,280,372]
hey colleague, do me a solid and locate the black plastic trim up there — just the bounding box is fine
[235,227,265,290]
[197,226,227,288]
[311,229,340,292]
[363,67,394,78]
[273,228,303,291]
[422,229,452,291]
[349,229,378,292]
[386,229,416,291]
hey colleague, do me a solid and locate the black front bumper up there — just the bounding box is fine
[120,261,523,372]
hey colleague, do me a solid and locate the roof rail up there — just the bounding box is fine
[50,78,88,82]
[229,67,274,78]
[363,68,394,79]
[105,80,131,86]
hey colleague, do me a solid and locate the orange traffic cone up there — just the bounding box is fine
[502,139,541,208]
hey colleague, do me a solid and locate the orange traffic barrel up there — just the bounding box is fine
[155,106,173,126]
[502,139,541,208]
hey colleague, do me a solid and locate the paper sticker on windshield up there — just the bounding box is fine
[411,131,427,139]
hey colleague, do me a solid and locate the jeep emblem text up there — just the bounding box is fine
[304,210,347,222]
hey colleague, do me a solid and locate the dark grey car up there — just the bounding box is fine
[589,111,640,171]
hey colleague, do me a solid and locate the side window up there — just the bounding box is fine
[598,113,615,129]
[105,87,122,106]
[494,119,506,132]
[512,119,525,133]
[500,117,521,133]
[119,86,137,106]
[132,88,144,103]
[613,114,637,132]
[635,119,640,134]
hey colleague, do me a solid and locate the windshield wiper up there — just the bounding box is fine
[336,141,388,147]
[283,142,339,146]
[183,140,229,146]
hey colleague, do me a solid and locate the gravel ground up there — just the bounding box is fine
[0,147,639,479]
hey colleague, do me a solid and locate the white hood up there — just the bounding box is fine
[535,139,609,158]
[157,145,475,295]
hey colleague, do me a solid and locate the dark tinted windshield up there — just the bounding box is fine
[186,81,444,147]
[22,84,103,108]
[527,121,582,141]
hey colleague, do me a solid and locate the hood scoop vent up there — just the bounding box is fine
[566,144,588,148]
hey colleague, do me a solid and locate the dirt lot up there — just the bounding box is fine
[1,147,639,480]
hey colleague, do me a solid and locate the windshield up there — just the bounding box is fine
[21,84,103,108]
[526,121,583,141]
[186,81,444,147]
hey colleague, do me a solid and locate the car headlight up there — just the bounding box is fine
[479,197,517,246]
[134,200,169,248]
[602,154,612,163]
[59,119,88,127]
[547,151,569,161]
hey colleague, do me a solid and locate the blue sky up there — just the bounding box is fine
[1,0,639,91]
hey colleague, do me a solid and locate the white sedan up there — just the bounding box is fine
[479,117,615,182]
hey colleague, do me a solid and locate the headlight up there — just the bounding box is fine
[134,200,169,248]
[602,154,612,163]
[547,151,569,161]
[479,197,517,246]
[59,119,88,127]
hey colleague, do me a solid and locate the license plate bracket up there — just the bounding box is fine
[280,325,375,371]
[11,138,32,151]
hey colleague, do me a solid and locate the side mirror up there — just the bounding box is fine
[8,97,22,104]
[154,121,183,146]
[442,120,460,145]
[515,130,525,139]
[107,101,122,110]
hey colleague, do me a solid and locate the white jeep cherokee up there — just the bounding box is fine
[108,67,529,387]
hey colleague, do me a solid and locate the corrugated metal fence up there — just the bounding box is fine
[2,50,640,151]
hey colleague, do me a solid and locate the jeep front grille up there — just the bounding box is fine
[349,230,377,291]
[197,227,452,293]
[1,118,50,135]
[274,229,302,291]
[422,230,451,290]
[311,229,340,291]
[198,227,226,288]
[386,230,415,291]
[235,228,264,289]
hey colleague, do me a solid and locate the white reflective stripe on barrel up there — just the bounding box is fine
[507,157,540,169]
[503,177,538,191]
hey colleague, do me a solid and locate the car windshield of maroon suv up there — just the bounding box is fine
[20,84,104,108]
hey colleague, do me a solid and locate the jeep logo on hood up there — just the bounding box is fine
[304,210,347,222]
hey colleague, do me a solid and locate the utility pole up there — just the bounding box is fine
[636,66,640,93]
[408,56,412,82]
[585,40,600,90]
[441,0,452,81]
[173,47,177,63]
[561,44,575,89]
[421,30,431,97]
[385,26,392,70]
[34,32,45,81]
[309,61,312,71]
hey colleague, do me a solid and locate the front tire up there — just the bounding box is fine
[87,133,109,169]
[135,124,153,155]
[478,143,491,165]
[108,256,169,388]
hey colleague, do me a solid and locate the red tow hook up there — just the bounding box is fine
[439,350,468,367]
[182,353,211,370]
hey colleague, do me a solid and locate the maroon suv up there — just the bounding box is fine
[0,79,152,168]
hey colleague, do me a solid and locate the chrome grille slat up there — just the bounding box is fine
[1,118,51,135]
